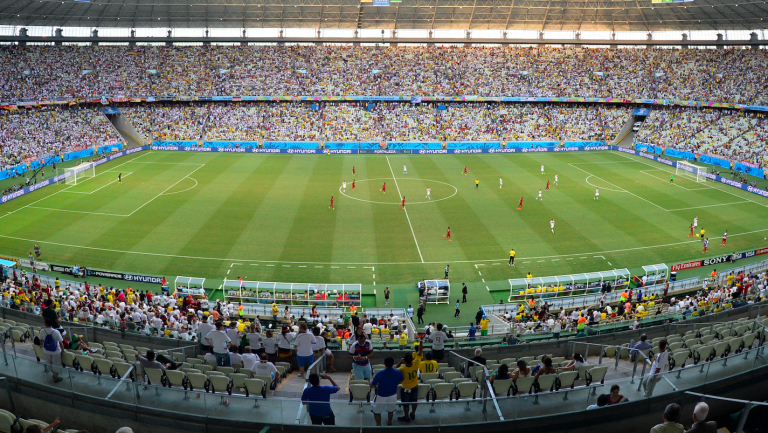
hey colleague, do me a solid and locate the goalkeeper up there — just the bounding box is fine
[670,174,674,185]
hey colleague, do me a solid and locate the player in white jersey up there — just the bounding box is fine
[550,219,555,233]
[594,188,599,200]
[342,181,347,192]
[499,177,503,189]
[541,165,545,175]
[536,189,542,200]
[555,174,558,185]
[403,164,407,174]
[721,230,728,246]
[693,217,698,229]
[426,188,431,200]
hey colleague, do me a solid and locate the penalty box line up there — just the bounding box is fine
[62,172,134,195]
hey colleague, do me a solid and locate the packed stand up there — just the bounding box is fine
[635,107,721,148]
[3,46,768,104]
[725,115,768,169]
[687,111,759,156]
[123,103,207,142]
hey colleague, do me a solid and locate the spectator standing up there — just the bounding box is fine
[468,323,477,341]
[643,340,668,397]
[39,319,65,383]
[197,316,214,352]
[370,357,404,426]
[396,351,420,422]
[651,403,684,433]
[294,323,317,378]
[685,402,717,433]
[462,283,468,303]
[205,321,232,367]
[349,333,373,380]
[301,373,340,425]
[428,323,448,361]
[277,327,296,363]
[480,316,490,336]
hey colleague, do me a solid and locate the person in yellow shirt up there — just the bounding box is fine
[398,331,407,349]
[411,342,423,364]
[271,303,279,321]
[480,317,490,336]
[397,347,422,422]
[419,349,438,375]
[700,228,705,238]
[509,249,516,267]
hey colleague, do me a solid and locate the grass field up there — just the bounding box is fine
[0,149,767,324]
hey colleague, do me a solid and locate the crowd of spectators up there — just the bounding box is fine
[0,106,121,172]
[3,46,768,103]
[124,102,631,143]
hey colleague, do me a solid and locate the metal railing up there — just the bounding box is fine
[448,351,502,421]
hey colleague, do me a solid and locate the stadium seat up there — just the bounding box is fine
[0,408,15,433]
[228,373,248,393]
[207,374,232,395]
[143,368,165,386]
[196,364,213,372]
[442,371,461,382]
[164,370,186,388]
[94,359,115,377]
[185,373,208,391]
[113,362,135,381]
[694,346,714,365]
[76,355,97,374]
[420,373,439,383]
[253,375,274,391]
[425,378,444,387]
[556,371,578,391]
[534,373,556,393]
[244,378,267,400]
[512,376,535,396]
[216,366,235,375]
[349,384,371,412]
[586,366,608,386]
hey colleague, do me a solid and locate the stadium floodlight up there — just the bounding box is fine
[63,161,96,185]
[676,160,708,183]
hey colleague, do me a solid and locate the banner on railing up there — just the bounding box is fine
[671,247,768,272]
[152,145,610,154]
[19,259,50,271]
[699,155,732,170]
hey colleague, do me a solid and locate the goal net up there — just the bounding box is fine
[676,160,707,183]
[64,162,96,185]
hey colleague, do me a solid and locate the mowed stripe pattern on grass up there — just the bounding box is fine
[0,150,765,288]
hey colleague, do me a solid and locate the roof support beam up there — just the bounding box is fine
[504,0,516,29]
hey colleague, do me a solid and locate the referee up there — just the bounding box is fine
[509,249,516,267]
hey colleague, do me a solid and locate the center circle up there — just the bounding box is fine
[338,178,458,205]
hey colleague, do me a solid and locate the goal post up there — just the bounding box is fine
[675,160,707,183]
[63,162,96,185]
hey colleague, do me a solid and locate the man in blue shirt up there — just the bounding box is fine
[468,323,477,341]
[629,334,653,361]
[301,373,340,425]
[370,357,404,426]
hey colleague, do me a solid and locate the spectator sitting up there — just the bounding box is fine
[23,418,61,433]
[560,353,588,372]
[134,349,179,371]
[490,363,512,383]
[651,403,684,433]
[587,393,609,410]
[629,334,653,361]
[533,356,556,380]
[510,359,531,382]
[606,384,628,405]
[250,352,281,383]
[469,348,486,367]
[685,402,717,433]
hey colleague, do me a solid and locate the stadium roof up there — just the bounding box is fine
[1,0,767,33]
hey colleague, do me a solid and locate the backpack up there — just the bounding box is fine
[42,328,57,352]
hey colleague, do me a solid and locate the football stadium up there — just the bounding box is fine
[1,0,768,432]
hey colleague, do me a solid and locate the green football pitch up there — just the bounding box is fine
[0,149,766,324]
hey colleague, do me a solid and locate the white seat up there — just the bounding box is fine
[244,378,266,398]
[586,366,608,385]
[492,378,513,396]
[534,373,556,393]
[514,376,535,395]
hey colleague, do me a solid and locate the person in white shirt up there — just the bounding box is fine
[312,326,336,372]
[293,323,317,378]
[362,320,373,339]
[428,323,448,361]
[246,325,263,353]
[643,340,668,397]
[204,322,232,367]
[40,319,65,383]
[197,317,215,349]
[229,347,242,365]
[263,330,278,363]
[241,347,259,371]
[250,352,280,383]
[226,322,241,351]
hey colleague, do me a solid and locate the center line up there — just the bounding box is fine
[386,156,424,263]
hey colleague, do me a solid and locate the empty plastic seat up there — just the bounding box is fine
[670,351,689,370]
[185,373,208,391]
[94,359,115,377]
[425,379,444,387]
[113,362,135,381]
[143,368,165,385]
[196,365,213,372]
[443,371,461,382]
[556,371,578,390]
[431,383,455,401]
[164,370,186,388]
[207,375,232,394]
[455,381,478,400]
[216,367,235,375]
[244,378,267,398]
[712,341,729,358]
[492,378,513,396]
[694,345,714,364]
[253,375,274,391]
[586,366,608,385]
[513,376,535,395]
[420,373,439,382]
[76,355,97,374]
[534,374,556,393]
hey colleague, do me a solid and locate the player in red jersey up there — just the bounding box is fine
[352,166,355,176]
[688,224,694,238]
[463,166,467,175]
[545,181,550,191]
[329,196,334,210]
[721,230,728,246]
[444,227,452,241]
[351,180,356,190]
[517,196,524,210]
[381,182,386,193]
[401,197,406,209]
